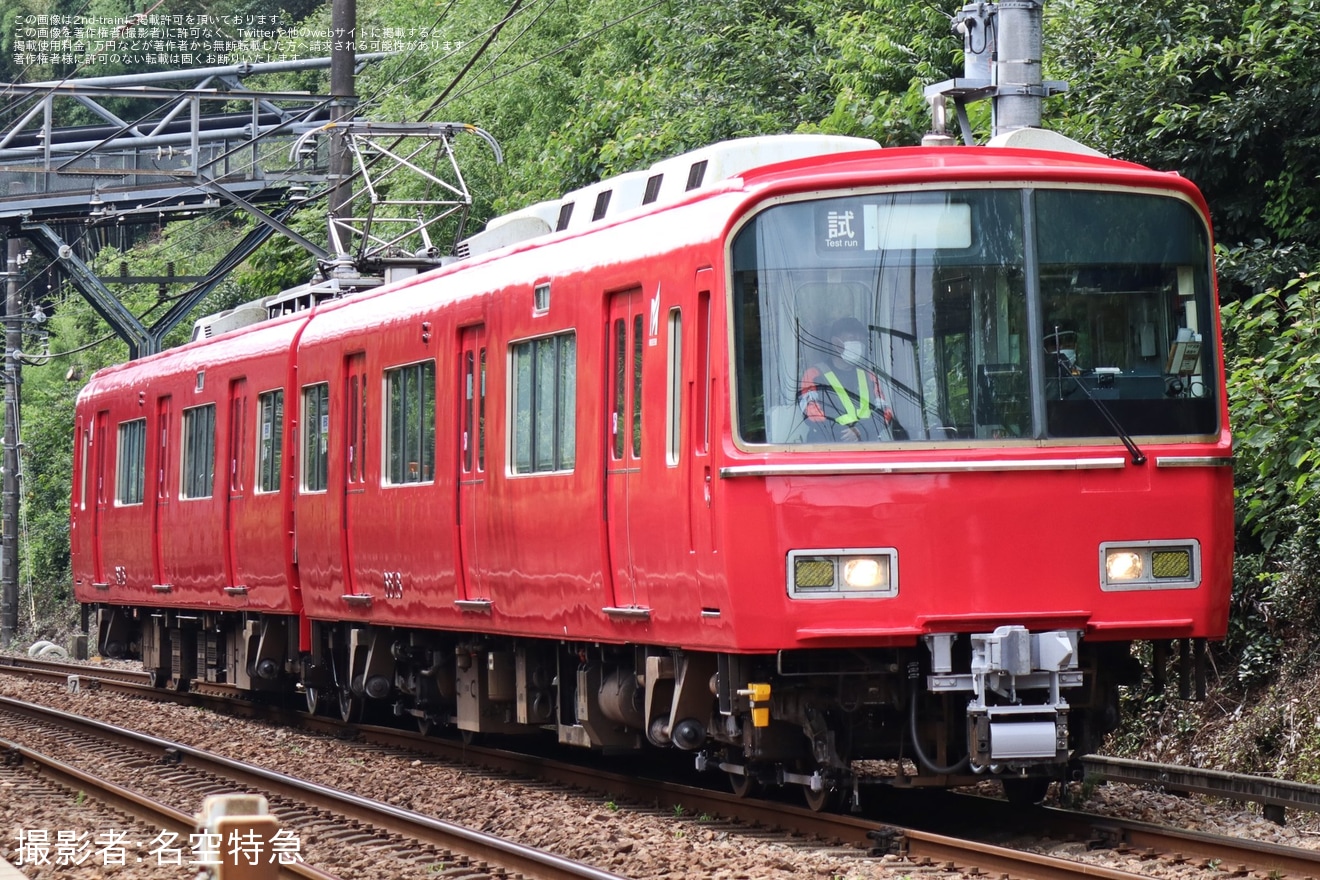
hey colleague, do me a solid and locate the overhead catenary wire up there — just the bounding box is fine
[434,0,669,113]
[351,0,466,115]
[410,0,528,124]
[322,0,664,228]
[12,0,676,340]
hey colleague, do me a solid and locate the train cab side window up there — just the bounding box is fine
[511,332,576,474]
[181,404,216,499]
[256,390,283,493]
[116,418,146,505]
[301,383,330,492]
[385,360,436,484]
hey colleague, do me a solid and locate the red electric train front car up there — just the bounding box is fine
[71,133,1232,807]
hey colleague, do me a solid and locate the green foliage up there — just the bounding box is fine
[1229,567,1282,688]
[1218,274,1320,691]
[1216,241,1316,298]
[1225,517,1320,683]
[16,288,122,632]
[1221,274,1320,545]
[235,217,320,299]
[805,0,960,144]
[351,0,947,219]
[1050,0,1320,296]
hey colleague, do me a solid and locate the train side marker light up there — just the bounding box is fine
[738,683,772,728]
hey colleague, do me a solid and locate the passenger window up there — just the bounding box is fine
[256,390,283,493]
[511,332,576,474]
[301,384,329,492]
[116,419,146,505]
[181,404,216,499]
[385,360,436,484]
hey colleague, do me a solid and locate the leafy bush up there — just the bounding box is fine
[1221,273,1320,548]
[1220,271,1320,689]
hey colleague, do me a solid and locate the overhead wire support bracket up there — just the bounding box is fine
[289,122,503,272]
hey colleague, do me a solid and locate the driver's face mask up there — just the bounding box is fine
[840,339,866,365]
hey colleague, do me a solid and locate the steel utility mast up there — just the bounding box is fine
[924,0,1068,145]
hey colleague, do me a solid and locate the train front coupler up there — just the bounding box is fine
[925,626,1083,771]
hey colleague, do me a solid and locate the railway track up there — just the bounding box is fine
[4,654,1319,880]
[0,734,338,880]
[0,693,628,880]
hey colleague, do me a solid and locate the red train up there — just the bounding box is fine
[72,132,1233,807]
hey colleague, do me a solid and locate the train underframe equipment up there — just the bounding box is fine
[96,603,1209,807]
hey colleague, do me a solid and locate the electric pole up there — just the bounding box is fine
[924,0,1065,144]
[2,207,22,648]
[327,0,357,272]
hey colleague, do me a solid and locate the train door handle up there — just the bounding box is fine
[704,466,711,507]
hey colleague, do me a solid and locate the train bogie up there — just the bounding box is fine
[73,133,1233,800]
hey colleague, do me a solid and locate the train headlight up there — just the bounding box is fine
[1105,551,1143,582]
[1100,541,1201,591]
[842,557,887,590]
[788,549,898,599]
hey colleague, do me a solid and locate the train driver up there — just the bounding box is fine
[798,316,896,442]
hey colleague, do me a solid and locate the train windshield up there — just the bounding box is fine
[730,187,1217,446]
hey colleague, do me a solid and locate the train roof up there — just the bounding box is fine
[77,308,308,400]
[435,130,1194,279]
[89,130,1205,393]
[455,134,882,260]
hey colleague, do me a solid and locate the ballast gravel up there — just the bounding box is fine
[0,668,1313,880]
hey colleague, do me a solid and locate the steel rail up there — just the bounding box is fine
[1077,811,1320,879]
[1083,754,1320,818]
[0,734,338,880]
[0,695,626,880]
[0,654,154,685]
[8,657,1320,878]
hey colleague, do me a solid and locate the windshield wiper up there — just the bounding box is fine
[1053,356,1147,466]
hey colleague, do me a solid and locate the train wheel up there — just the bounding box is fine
[303,685,323,715]
[337,686,363,724]
[802,784,839,813]
[416,713,433,736]
[1001,777,1053,806]
[727,770,758,799]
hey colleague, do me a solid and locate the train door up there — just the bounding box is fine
[342,352,368,595]
[91,410,109,586]
[223,379,247,590]
[457,325,486,600]
[690,277,719,608]
[71,417,88,579]
[605,289,647,609]
[152,396,171,587]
